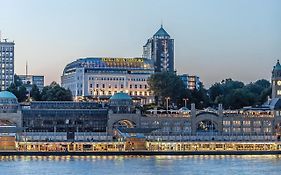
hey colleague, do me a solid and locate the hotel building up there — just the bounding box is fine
[0,39,15,90]
[61,57,154,104]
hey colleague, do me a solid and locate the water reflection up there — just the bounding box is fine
[0,155,281,175]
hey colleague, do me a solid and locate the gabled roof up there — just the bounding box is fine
[153,25,170,37]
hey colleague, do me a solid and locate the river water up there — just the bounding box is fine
[0,155,281,175]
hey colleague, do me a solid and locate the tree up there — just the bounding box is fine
[148,72,186,106]
[30,84,41,101]
[208,78,271,109]
[208,83,223,103]
[41,82,72,101]
[190,83,210,109]
[6,75,28,102]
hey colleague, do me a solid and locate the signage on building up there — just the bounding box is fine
[102,58,144,63]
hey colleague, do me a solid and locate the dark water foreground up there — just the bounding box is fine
[0,155,281,175]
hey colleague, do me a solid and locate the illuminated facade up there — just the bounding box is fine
[179,74,201,90]
[61,57,154,104]
[143,25,174,72]
[0,39,14,91]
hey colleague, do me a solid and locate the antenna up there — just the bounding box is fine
[26,61,28,77]
[0,30,1,42]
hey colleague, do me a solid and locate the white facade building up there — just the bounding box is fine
[61,57,155,104]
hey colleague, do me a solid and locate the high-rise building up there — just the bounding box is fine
[18,75,45,91]
[143,25,174,72]
[0,39,15,91]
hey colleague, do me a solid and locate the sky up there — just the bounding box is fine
[0,0,280,87]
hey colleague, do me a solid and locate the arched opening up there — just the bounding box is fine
[113,120,136,129]
[112,119,136,141]
[197,120,217,132]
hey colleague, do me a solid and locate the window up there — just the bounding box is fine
[243,121,251,126]
[223,121,230,126]
[121,84,124,88]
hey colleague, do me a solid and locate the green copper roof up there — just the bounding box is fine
[153,25,170,37]
[273,60,281,71]
[110,92,132,100]
[0,91,17,99]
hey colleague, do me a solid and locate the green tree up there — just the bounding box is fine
[30,84,41,101]
[148,72,186,106]
[6,75,28,102]
[41,82,72,101]
[208,78,271,109]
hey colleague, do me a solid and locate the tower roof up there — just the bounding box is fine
[273,60,281,71]
[110,92,132,101]
[0,91,17,99]
[153,25,170,37]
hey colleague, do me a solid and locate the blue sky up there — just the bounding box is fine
[0,0,280,87]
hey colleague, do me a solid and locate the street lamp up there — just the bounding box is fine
[183,98,189,108]
[165,97,170,114]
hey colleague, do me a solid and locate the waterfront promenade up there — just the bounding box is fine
[1,141,281,156]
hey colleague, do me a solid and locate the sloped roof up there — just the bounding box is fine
[268,98,281,110]
[110,92,132,100]
[273,60,281,71]
[153,25,170,37]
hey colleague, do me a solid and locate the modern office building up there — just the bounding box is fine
[143,25,174,72]
[18,75,45,91]
[61,57,155,104]
[179,74,201,90]
[0,39,15,91]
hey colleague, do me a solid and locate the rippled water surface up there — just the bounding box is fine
[1,155,281,175]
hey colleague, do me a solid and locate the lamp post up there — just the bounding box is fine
[183,98,189,108]
[165,97,170,114]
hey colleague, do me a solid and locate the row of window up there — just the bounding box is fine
[223,120,272,126]
[88,77,147,82]
[0,47,13,52]
[0,52,13,57]
[89,83,148,89]
[223,127,272,133]
[90,90,151,96]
